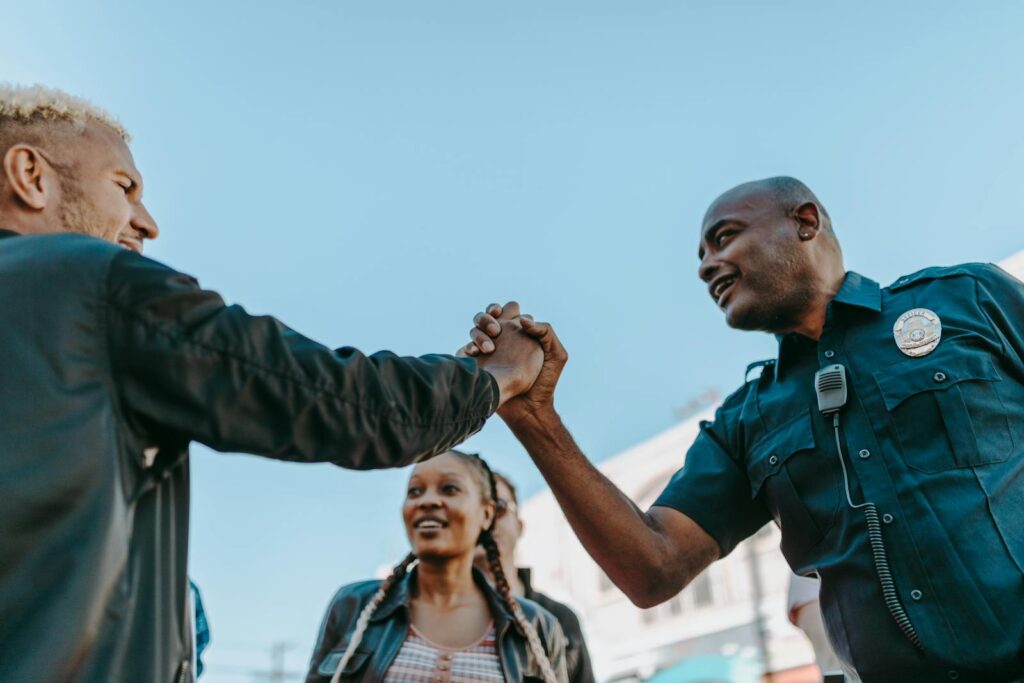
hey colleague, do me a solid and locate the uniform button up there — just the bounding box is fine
[910,589,923,601]
[933,371,947,382]
[859,449,871,459]
[948,671,959,680]
[769,454,779,466]
[882,513,894,524]
[439,664,448,671]
[824,350,835,359]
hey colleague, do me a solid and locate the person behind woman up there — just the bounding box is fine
[306,450,568,683]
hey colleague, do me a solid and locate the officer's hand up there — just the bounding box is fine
[465,318,544,408]
[498,316,567,424]
[460,301,567,423]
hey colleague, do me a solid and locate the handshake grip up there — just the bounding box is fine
[460,302,567,415]
[473,320,544,407]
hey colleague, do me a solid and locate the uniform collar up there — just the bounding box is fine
[0,228,22,240]
[831,271,882,313]
[773,271,881,377]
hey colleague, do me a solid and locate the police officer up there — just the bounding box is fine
[465,177,1024,681]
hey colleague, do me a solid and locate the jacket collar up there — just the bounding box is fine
[773,271,881,377]
[371,564,513,626]
[0,229,21,240]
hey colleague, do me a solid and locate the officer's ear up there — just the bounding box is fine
[793,202,821,241]
[2,144,57,211]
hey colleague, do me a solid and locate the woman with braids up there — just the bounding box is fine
[305,450,568,683]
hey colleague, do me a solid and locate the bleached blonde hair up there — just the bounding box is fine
[0,83,130,142]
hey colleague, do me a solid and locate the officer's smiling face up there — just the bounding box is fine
[698,185,818,334]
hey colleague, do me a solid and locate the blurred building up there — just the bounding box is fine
[517,253,1024,683]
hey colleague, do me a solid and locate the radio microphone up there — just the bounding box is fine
[815,364,848,415]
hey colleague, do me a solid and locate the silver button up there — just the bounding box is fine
[883,513,894,524]
[948,671,959,680]
[933,371,947,382]
[859,449,871,459]
[769,454,779,466]
[910,589,923,601]
[824,350,835,359]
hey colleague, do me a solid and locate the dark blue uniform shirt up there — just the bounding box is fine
[655,265,1024,681]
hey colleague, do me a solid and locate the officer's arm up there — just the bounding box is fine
[507,411,720,608]
[104,249,500,469]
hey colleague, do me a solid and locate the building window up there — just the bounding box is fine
[668,594,684,616]
[692,572,714,608]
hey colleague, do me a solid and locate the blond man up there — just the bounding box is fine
[0,84,543,683]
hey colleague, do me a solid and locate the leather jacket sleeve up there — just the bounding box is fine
[104,250,498,468]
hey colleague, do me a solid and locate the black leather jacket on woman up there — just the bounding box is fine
[306,567,569,683]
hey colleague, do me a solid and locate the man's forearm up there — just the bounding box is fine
[505,408,702,606]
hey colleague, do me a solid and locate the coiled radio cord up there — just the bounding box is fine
[832,413,923,650]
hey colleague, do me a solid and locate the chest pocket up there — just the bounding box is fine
[874,351,1012,473]
[747,411,834,558]
[317,649,370,681]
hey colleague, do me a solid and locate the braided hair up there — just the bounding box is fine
[329,451,559,683]
[467,454,560,683]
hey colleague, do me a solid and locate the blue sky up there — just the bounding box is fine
[4,2,1024,680]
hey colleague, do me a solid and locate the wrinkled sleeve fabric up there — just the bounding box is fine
[652,397,770,558]
[976,263,1024,373]
[104,250,498,468]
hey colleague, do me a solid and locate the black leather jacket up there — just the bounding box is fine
[518,569,594,683]
[0,230,498,683]
[306,567,569,683]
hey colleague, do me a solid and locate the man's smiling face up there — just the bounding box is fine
[54,120,159,253]
[697,183,818,334]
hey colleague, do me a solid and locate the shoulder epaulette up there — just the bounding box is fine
[889,263,990,291]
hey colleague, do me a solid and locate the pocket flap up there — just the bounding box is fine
[748,411,816,498]
[318,649,370,678]
[874,352,1000,410]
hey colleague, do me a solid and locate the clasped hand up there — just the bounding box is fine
[457,301,567,423]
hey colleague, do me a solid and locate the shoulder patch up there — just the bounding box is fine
[889,262,990,291]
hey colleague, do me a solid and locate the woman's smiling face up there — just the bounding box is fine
[403,452,495,561]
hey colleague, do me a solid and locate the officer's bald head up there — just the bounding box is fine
[704,176,834,238]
